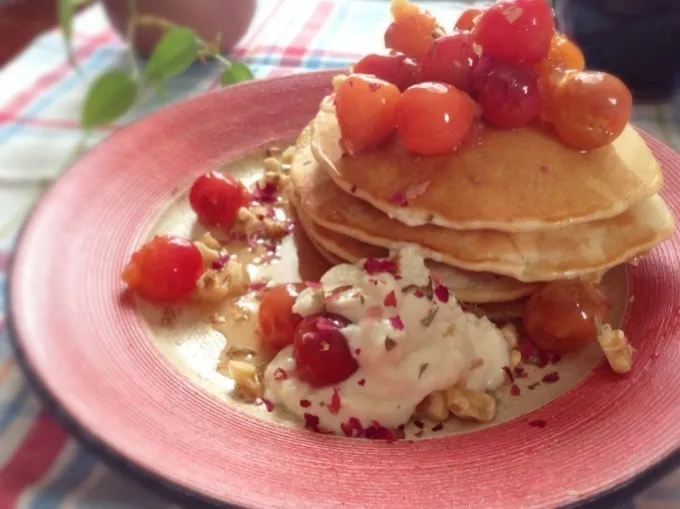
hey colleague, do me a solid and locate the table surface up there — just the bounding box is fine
[0,0,679,507]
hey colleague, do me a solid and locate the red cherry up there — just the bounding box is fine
[353,51,422,91]
[189,171,249,228]
[476,63,541,128]
[473,0,554,64]
[122,235,203,303]
[294,313,358,387]
[421,32,480,92]
[259,283,306,355]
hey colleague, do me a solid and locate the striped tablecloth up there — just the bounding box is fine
[0,1,678,507]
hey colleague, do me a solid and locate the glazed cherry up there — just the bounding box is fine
[476,64,541,128]
[454,7,483,31]
[294,313,359,387]
[122,235,204,303]
[547,71,632,150]
[259,283,305,355]
[473,0,554,64]
[189,172,249,228]
[421,32,480,92]
[384,9,437,60]
[523,280,611,353]
[534,33,585,83]
[396,82,475,155]
[353,51,421,91]
[335,74,401,155]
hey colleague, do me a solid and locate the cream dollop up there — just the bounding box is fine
[264,246,510,434]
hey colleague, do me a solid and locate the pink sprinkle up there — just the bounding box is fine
[273,368,288,381]
[328,389,341,415]
[300,399,312,408]
[357,378,366,386]
[510,384,520,396]
[434,285,449,303]
[529,419,547,428]
[363,258,399,275]
[389,315,404,330]
[542,371,560,383]
[389,191,408,207]
[384,290,397,307]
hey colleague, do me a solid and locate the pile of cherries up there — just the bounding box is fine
[336,0,633,156]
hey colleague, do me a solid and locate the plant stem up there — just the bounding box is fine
[125,0,141,79]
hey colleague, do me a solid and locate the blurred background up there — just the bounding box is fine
[0,0,678,508]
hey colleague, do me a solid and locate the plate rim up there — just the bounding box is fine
[6,70,680,508]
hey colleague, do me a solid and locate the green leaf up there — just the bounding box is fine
[220,62,254,86]
[81,70,137,129]
[145,28,198,82]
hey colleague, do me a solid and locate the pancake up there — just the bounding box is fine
[311,97,663,232]
[293,199,537,303]
[293,126,676,283]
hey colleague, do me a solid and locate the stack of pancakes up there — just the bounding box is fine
[289,96,675,317]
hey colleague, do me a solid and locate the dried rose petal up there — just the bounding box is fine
[384,337,398,351]
[210,254,230,270]
[434,285,449,303]
[248,280,269,291]
[413,420,424,429]
[384,290,397,307]
[273,368,288,381]
[550,353,562,364]
[350,185,357,194]
[355,348,362,355]
[528,381,540,390]
[414,430,424,438]
[251,181,277,203]
[431,423,444,432]
[389,191,408,207]
[364,421,396,441]
[414,289,425,298]
[405,181,431,200]
[363,258,399,275]
[529,419,547,428]
[510,384,520,396]
[542,371,560,383]
[303,413,321,432]
[304,281,322,289]
[357,378,366,386]
[341,417,363,437]
[389,315,404,330]
[514,366,528,379]
[300,399,312,408]
[262,398,275,412]
[502,366,514,383]
[328,389,341,415]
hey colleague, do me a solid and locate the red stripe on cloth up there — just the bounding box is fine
[280,1,336,62]
[0,117,114,131]
[0,410,69,507]
[0,32,116,119]
[255,45,362,61]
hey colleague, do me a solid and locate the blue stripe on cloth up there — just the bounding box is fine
[30,444,97,509]
[0,46,120,144]
[0,378,31,433]
[304,1,352,71]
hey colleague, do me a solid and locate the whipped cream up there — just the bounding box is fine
[263,246,510,434]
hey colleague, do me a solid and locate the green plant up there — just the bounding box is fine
[58,0,254,130]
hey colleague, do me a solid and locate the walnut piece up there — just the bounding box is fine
[597,323,633,374]
[446,386,496,423]
[510,349,522,369]
[421,391,449,422]
[501,323,519,350]
[227,359,262,401]
[194,232,223,266]
[281,146,295,164]
[196,259,250,302]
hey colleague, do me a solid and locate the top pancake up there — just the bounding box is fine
[293,125,676,283]
[311,97,663,232]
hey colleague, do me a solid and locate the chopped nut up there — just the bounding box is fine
[596,322,633,374]
[281,146,295,164]
[194,239,222,266]
[332,74,348,91]
[196,259,250,302]
[510,349,522,369]
[421,391,449,422]
[501,323,519,349]
[200,232,221,250]
[446,386,496,423]
[263,157,283,174]
[266,146,281,157]
[227,359,262,400]
[237,206,263,236]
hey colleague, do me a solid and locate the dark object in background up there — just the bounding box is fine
[554,0,680,100]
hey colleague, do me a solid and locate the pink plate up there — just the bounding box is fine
[7,71,680,508]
